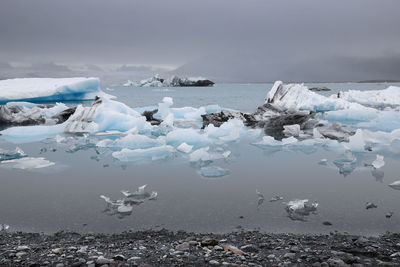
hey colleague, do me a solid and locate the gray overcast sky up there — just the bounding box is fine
[1,0,400,82]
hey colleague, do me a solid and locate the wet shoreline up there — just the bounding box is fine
[1,229,400,266]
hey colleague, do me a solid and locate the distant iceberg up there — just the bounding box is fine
[0,77,103,103]
[129,74,214,87]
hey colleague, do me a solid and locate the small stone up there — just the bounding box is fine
[223,244,243,255]
[267,254,275,259]
[240,244,259,253]
[16,252,28,257]
[327,258,347,267]
[96,256,111,265]
[139,245,147,250]
[16,246,29,251]
[283,253,296,259]
[55,264,64,267]
[323,221,333,226]
[209,260,220,265]
[52,248,63,254]
[113,254,126,261]
[128,256,141,262]
[214,245,223,251]
[201,237,219,247]
[176,242,190,251]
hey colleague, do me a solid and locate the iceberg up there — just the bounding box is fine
[136,75,214,87]
[338,86,400,109]
[0,77,102,103]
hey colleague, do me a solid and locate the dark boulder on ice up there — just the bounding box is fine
[201,102,315,138]
[201,110,250,128]
[51,107,77,124]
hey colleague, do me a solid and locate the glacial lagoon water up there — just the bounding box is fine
[1,82,400,235]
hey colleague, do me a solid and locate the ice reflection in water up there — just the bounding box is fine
[100,185,157,219]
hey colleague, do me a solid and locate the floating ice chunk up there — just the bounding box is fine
[366,202,377,210]
[338,86,400,109]
[1,157,55,169]
[318,159,328,165]
[0,224,10,231]
[123,80,134,87]
[270,196,283,202]
[112,145,175,162]
[205,119,249,142]
[0,147,26,162]
[388,180,400,190]
[198,166,230,178]
[372,155,385,169]
[177,142,193,153]
[266,81,365,112]
[97,134,165,150]
[285,199,318,221]
[117,204,133,215]
[283,124,300,137]
[0,77,101,103]
[386,212,394,218]
[166,128,209,147]
[189,147,230,162]
[148,191,158,200]
[0,124,64,143]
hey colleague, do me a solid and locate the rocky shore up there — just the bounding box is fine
[1,230,400,266]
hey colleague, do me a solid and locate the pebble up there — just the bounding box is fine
[209,259,220,265]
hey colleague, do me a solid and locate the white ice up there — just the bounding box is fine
[0,77,102,102]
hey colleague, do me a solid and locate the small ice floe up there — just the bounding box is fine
[386,212,394,218]
[318,159,328,165]
[285,199,318,221]
[269,196,284,202]
[0,147,26,162]
[256,190,265,207]
[100,185,158,218]
[0,224,10,231]
[1,157,55,169]
[177,142,193,154]
[366,202,378,210]
[198,166,230,178]
[388,180,400,190]
[371,155,385,169]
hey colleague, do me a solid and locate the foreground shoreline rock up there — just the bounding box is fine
[1,230,400,266]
